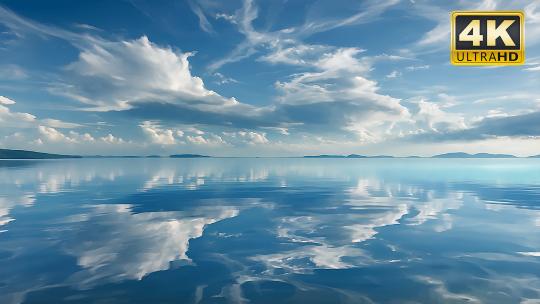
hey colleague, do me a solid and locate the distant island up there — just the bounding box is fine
[304,154,393,158]
[0,149,214,159]
[432,152,516,158]
[85,155,140,158]
[305,152,520,158]
[0,149,81,159]
[169,154,210,158]
[0,148,538,159]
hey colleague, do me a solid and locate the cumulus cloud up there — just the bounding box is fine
[413,99,467,133]
[0,97,84,138]
[38,126,97,144]
[274,49,399,109]
[140,121,176,145]
[100,133,125,144]
[61,36,241,111]
[272,47,410,140]
[186,135,207,144]
[186,133,225,145]
[120,44,409,144]
[138,121,231,146]
[33,124,130,147]
[237,131,269,145]
[38,125,76,142]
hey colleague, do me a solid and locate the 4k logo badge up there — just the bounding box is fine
[451,11,525,65]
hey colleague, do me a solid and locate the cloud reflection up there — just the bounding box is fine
[0,158,539,303]
[64,204,239,288]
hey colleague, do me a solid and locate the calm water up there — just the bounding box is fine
[0,158,539,303]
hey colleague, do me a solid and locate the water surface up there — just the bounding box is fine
[0,158,539,303]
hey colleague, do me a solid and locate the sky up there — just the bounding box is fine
[0,0,540,157]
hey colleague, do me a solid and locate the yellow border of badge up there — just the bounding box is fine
[450,11,525,66]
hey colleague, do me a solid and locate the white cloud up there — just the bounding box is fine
[186,133,225,145]
[213,72,238,85]
[0,100,36,127]
[269,45,410,142]
[38,125,76,142]
[188,0,214,34]
[417,22,448,47]
[186,127,205,135]
[208,0,399,70]
[41,118,82,129]
[64,36,240,111]
[406,65,430,71]
[100,133,125,144]
[186,135,207,144]
[525,1,540,45]
[518,252,540,257]
[260,44,329,66]
[1,2,414,152]
[262,127,289,135]
[413,99,467,133]
[237,131,269,145]
[0,97,83,137]
[36,128,123,148]
[5,0,537,156]
[386,70,401,79]
[316,48,369,73]
[140,121,176,145]
[275,47,406,110]
[0,96,16,105]
[297,0,401,36]
[73,132,95,142]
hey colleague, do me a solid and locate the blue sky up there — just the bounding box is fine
[0,0,539,156]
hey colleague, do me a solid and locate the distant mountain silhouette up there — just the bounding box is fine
[305,153,521,158]
[85,155,141,158]
[0,149,81,159]
[346,154,367,158]
[432,152,516,158]
[304,155,347,158]
[0,149,531,159]
[169,154,210,158]
[304,154,393,158]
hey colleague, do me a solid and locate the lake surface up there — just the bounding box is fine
[0,158,539,303]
